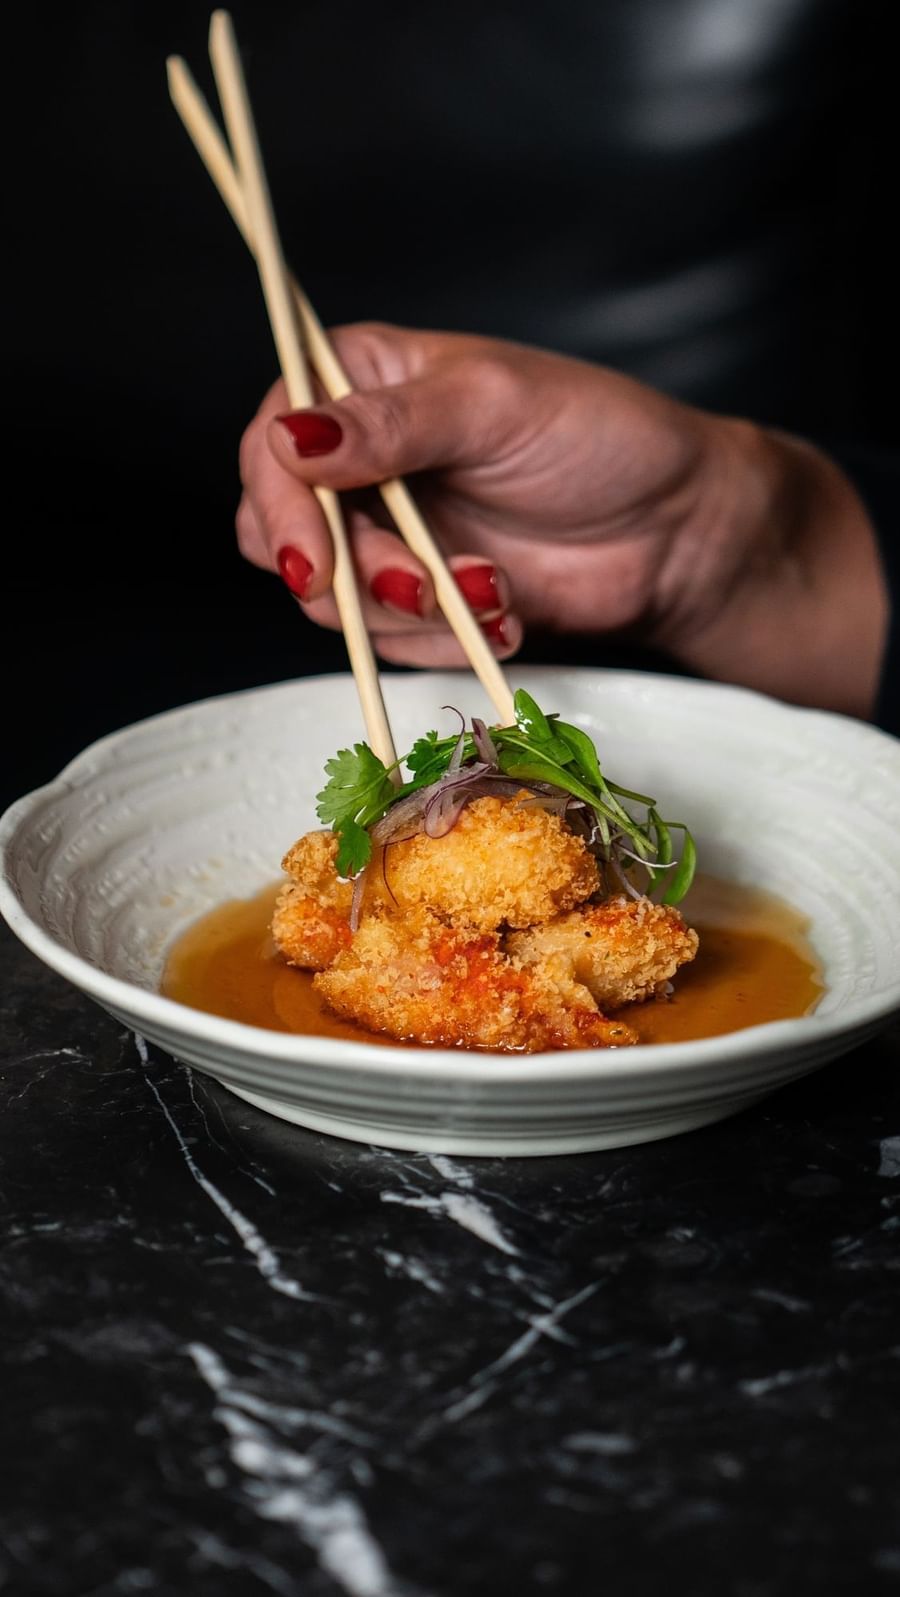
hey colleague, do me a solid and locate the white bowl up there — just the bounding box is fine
[2,667,899,1155]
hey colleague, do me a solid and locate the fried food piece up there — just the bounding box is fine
[272,831,354,971]
[366,796,600,931]
[315,909,636,1052]
[281,830,352,903]
[507,896,698,1009]
[272,811,697,1050]
[273,796,598,955]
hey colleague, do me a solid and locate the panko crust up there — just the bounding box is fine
[314,910,636,1052]
[270,810,698,1049]
[507,896,698,1009]
[281,831,354,909]
[272,831,354,971]
[365,795,600,931]
[271,882,352,971]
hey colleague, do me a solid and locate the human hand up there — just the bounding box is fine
[237,323,887,714]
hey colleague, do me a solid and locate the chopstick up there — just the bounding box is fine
[206,11,398,772]
[167,23,517,728]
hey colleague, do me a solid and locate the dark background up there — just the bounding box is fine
[5,0,895,812]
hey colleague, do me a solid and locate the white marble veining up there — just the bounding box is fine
[136,1035,314,1303]
[378,1250,445,1296]
[437,1283,600,1428]
[379,1189,520,1256]
[738,1364,832,1399]
[878,1136,900,1178]
[188,1344,410,1597]
[2,922,898,1597]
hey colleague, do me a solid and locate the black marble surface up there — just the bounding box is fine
[2,919,899,1597]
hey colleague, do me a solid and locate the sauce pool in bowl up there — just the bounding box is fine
[161,873,823,1049]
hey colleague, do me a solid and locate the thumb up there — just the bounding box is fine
[266,357,493,491]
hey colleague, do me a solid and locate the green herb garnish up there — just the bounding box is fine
[315,743,397,875]
[315,689,696,903]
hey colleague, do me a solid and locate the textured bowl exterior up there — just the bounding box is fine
[2,668,899,1154]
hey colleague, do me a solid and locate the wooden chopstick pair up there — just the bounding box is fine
[168,12,516,772]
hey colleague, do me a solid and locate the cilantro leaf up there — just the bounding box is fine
[316,742,394,828]
[334,817,373,878]
[404,732,457,788]
[405,731,440,774]
[315,743,396,874]
[400,730,482,796]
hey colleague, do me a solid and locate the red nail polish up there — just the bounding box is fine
[455,564,500,612]
[276,411,344,456]
[482,613,509,645]
[371,568,424,616]
[278,546,313,599]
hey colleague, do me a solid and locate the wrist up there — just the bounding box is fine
[656,419,889,719]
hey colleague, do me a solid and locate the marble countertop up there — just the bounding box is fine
[2,920,899,1597]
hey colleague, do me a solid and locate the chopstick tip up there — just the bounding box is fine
[209,9,233,41]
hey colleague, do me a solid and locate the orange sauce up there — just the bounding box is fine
[161,873,823,1049]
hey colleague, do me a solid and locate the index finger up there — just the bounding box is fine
[238,378,336,599]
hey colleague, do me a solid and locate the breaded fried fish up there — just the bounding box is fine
[315,908,637,1052]
[507,896,699,1010]
[271,815,697,1052]
[272,832,353,971]
[365,795,600,930]
[272,694,699,1051]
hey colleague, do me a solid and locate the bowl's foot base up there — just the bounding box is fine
[223,1080,765,1157]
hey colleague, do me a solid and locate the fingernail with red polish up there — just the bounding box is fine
[278,546,313,599]
[276,411,344,456]
[482,613,509,645]
[371,568,425,616]
[455,563,501,613]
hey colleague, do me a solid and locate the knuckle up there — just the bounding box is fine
[459,350,527,455]
[365,389,408,464]
[467,350,521,409]
[330,321,406,388]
